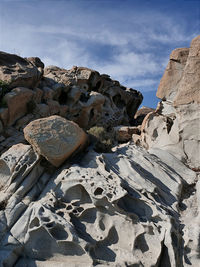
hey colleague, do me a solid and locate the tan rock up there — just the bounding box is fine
[174,35,200,105]
[115,125,140,142]
[0,52,44,89]
[23,115,88,167]
[132,133,141,145]
[156,48,189,101]
[4,87,34,126]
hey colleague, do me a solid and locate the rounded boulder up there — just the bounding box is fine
[24,115,88,167]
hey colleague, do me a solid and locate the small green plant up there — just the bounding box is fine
[87,126,115,153]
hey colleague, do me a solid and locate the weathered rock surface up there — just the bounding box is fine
[0,141,198,266]
[0,51,44,89]
[114,125,140,142]
[0,36,200,267]
[3,87,34,126]
[142,35,200,169]
[42,65,143,129]
[156,48,189,101]
[24,116,88,167]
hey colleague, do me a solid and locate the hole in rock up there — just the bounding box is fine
[99,220,105,231]
[158,243,171,267]
[171,232,178,247]
[55,201,65,209]
[57,211,64,217]
[29,217,40,228]
[112,94,125,109]
[46,222,54,228]
[49,224,68,240]
[93,80,102,91]
[66,205,72,210]
[41,217,50,222]
[58,91,68,105]
[39,207,45,214]
[77,207,84,212]
[79,208,97,223]
[89,108,95,123]
[80,93,89,103]
[134,233,149,253]
[73,113,79,118]
[63,184,92,204]
[94,187,104,196]
[106,193,112,199]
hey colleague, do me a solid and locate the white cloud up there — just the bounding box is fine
[0,0,198,95]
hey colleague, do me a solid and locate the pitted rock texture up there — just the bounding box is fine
[42,66,143,129]
[24,116,88,167]
[0,142,198,266]
[141,35,200,169]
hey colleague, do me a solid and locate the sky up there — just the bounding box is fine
[0,0,199,108]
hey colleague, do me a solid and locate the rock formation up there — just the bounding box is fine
[141,35,200,170]
[0,35,199,267]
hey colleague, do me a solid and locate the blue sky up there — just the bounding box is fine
[0,0,199,108]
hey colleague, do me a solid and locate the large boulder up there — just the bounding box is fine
[23,116,88,167]
[0,52,44,90]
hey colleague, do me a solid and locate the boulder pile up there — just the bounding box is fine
[0,35,199,267]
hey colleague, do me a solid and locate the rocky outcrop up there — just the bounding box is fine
[42,66,142,129]
[0,36,200,267]
[24,116,88,167]
[141,35,200,170]
[0,54,142,155]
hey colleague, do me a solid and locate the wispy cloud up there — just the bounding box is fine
[0,0,199,106]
